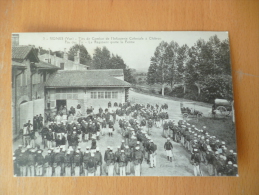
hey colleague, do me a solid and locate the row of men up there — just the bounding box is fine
[13,135,157,176]
[171,121,238,176]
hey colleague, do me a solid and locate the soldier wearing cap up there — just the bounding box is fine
[18,149,27,176]
[94,147,102,176]
[206,148,214,176]
[118,149,127,176]
[73,150,81,176]
[64,150,72,176]
[105,147,115,176]
[44,150,53,176]
[108,119,114,137]
[27,149,36,176]
[164,138,173,162]
[87,153,97,176]
[124,145,132,175]
[148,140,157,168]
[114,146,121,174]
[163,120,169,138]
[35,150,44,176]
[147,119,153,135]
[133,146,143,176]
[191,148,202,176]
[53,149,63,176]
[216,155,227,176]
[83,148,91,176]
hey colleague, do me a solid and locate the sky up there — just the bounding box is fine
[17,31,229,72]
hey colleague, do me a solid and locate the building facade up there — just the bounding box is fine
[12,46,59,136]
[45,69,131,114]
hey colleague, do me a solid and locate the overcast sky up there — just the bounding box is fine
[17,31,229,72]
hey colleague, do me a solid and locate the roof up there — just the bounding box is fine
[12,60,26,69]
[12,46,39,62]
[45,70,131,88]
[35,61,60,70]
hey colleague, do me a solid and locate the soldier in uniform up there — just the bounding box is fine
[108,119,114,137]
[94,147,102,176]
[124,145,132,175]
[114,146,121,174]
[35,150,44,176]
[18,149,27,176]
[147,119,153,135]
[73,150,81,176]
[44,150,53,176]
[53,149,62,176]
[87,153,97,176]
[149,140,157,168]
[132,146,143,176]
[64,150,72,176]
[106,147,115,176]
[191,148,202,176]
[27,149,36,176]
[206,148,214,176]
[118,150,127,176]
[83,149,91,176]
[163,120,169,137]
[164,138,173,162]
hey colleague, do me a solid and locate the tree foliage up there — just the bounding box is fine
[67,44,92,66]
[147,35,233,102]
[92,47,136,84]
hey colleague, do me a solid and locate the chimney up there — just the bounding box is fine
[48,49,51,64]
[12,34,19,46]
[74,50,80,64]
[54,52,56,66]
[64,48,68,60]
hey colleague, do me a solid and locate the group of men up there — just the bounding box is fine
[14,100,237,177]
[164,120,238,176]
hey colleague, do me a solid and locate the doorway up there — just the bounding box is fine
[56,100,67,113]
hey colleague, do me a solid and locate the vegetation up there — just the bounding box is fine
[147,35,233,103]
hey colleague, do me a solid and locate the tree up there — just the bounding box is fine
[175,44,189,83]
[147,41,170,96]
[67,44,92,66]
[200,74,233,102]
[92,46,111,69]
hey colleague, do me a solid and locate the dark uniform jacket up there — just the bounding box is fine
[164,141,173,150]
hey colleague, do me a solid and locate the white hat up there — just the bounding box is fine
[150,140,153,142]
[194,149,198,151]
[91,153,94,156]
[136,146,139,150]
[167,138,170,140]
[96,147,100,151]
[229,150,233,153]
[122,140,125,142]
[137,141,140,144]
[233,164,238,167]
[48,150,51,153]
[37,150,41,153]
[117,146,120,149]
[76,150,79,153]
[222,141,225,144]
[110,147,113,151]
[121,150,124,152]
[228,161,233,165]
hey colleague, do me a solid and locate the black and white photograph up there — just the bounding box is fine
[12,31,238,177]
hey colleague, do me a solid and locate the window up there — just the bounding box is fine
[105,92,111,99]
[98,92,104,99]
[91,92,97,99]
[60,63,64,70]
[112,91,118,99]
